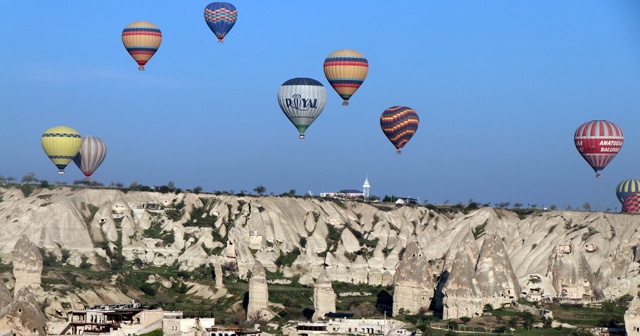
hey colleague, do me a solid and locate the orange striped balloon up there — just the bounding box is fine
[380,106,419,154]
[323,49,368,106]
[122,21,162,71]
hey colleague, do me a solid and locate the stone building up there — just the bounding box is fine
[547,240,603,302]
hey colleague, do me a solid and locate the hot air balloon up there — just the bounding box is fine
[122,21,162,71]
[380,106,419,154]
[622,192,640,213]
[574,120,623,178]
[616,179,640,204]
[73,136,107,181]
[277,78,327,139]
[323,49,368,106]
[204,2,238,44]
[41,126,82,174]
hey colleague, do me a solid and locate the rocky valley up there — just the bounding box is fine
[0,185,639,334]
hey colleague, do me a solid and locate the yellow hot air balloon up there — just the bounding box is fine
[41,126,82,174]
[122,21,162,71]
[323,49,369,106]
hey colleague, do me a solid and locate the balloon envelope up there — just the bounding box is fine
[122,21,162,71]
[204,2,238,44]
[574,120,623,177]
[73,136,107,181]
[323,49,368,106]
[380,106,419,154]
[622,192,640,213]
[42,126,82,174]
[616,179,640,204]
[277,78,327,139]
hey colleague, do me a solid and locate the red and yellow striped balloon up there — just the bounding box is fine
[380,106,419,154]
[122,21,162,71]
[323,49,368,106]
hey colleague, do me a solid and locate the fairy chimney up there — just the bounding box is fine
[12,235,43,297]
[393,240,435,316]
[312,269,336,321]
[246,261,273,322]
[475,233,521,308]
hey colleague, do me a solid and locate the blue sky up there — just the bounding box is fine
[1,1,640,211]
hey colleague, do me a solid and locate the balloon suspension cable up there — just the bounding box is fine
[342,101,349,106]
[299,134,305,139]
[138,66,145,71]
[396,150,402,155]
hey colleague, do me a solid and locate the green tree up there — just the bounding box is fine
[254,185,266,195]
[460,316,471,324]
[21,172,37,184]
[582,202,592,211]
[519,311,535,329]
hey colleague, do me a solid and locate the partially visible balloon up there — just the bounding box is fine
[42,126,82,174]
[380,106,419,154]
[622,192,640,213]
[73,136,107,181]
[574,120,623,178]
[277,78,327,139]
[323,49,368,106]
[616,179,640,204]
[204,2,238,44]
[122,21,162,71]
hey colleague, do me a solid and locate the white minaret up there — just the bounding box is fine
[362,176,371,200]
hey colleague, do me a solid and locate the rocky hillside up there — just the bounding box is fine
[0,185,639,319]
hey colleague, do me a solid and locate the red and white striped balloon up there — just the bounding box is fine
[73,136,107,181]
[574,120,623,178]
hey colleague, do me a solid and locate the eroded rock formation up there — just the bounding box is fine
[12,235,42,297]
[392,240,434,315]
[247,261,273,322]
[0,187,640,323]
[312,269,336,321]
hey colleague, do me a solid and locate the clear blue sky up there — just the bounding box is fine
[1,1,640,211]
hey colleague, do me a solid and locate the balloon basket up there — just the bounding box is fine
[58,171,65,175]
[596,173,601,178]
[299,134,305,139]
[218,40,223,44]
[396,150,402,155]
[342,101,349,106]
[138,66,145,71]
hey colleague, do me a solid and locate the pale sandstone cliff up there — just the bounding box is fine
[1,186,640,321]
